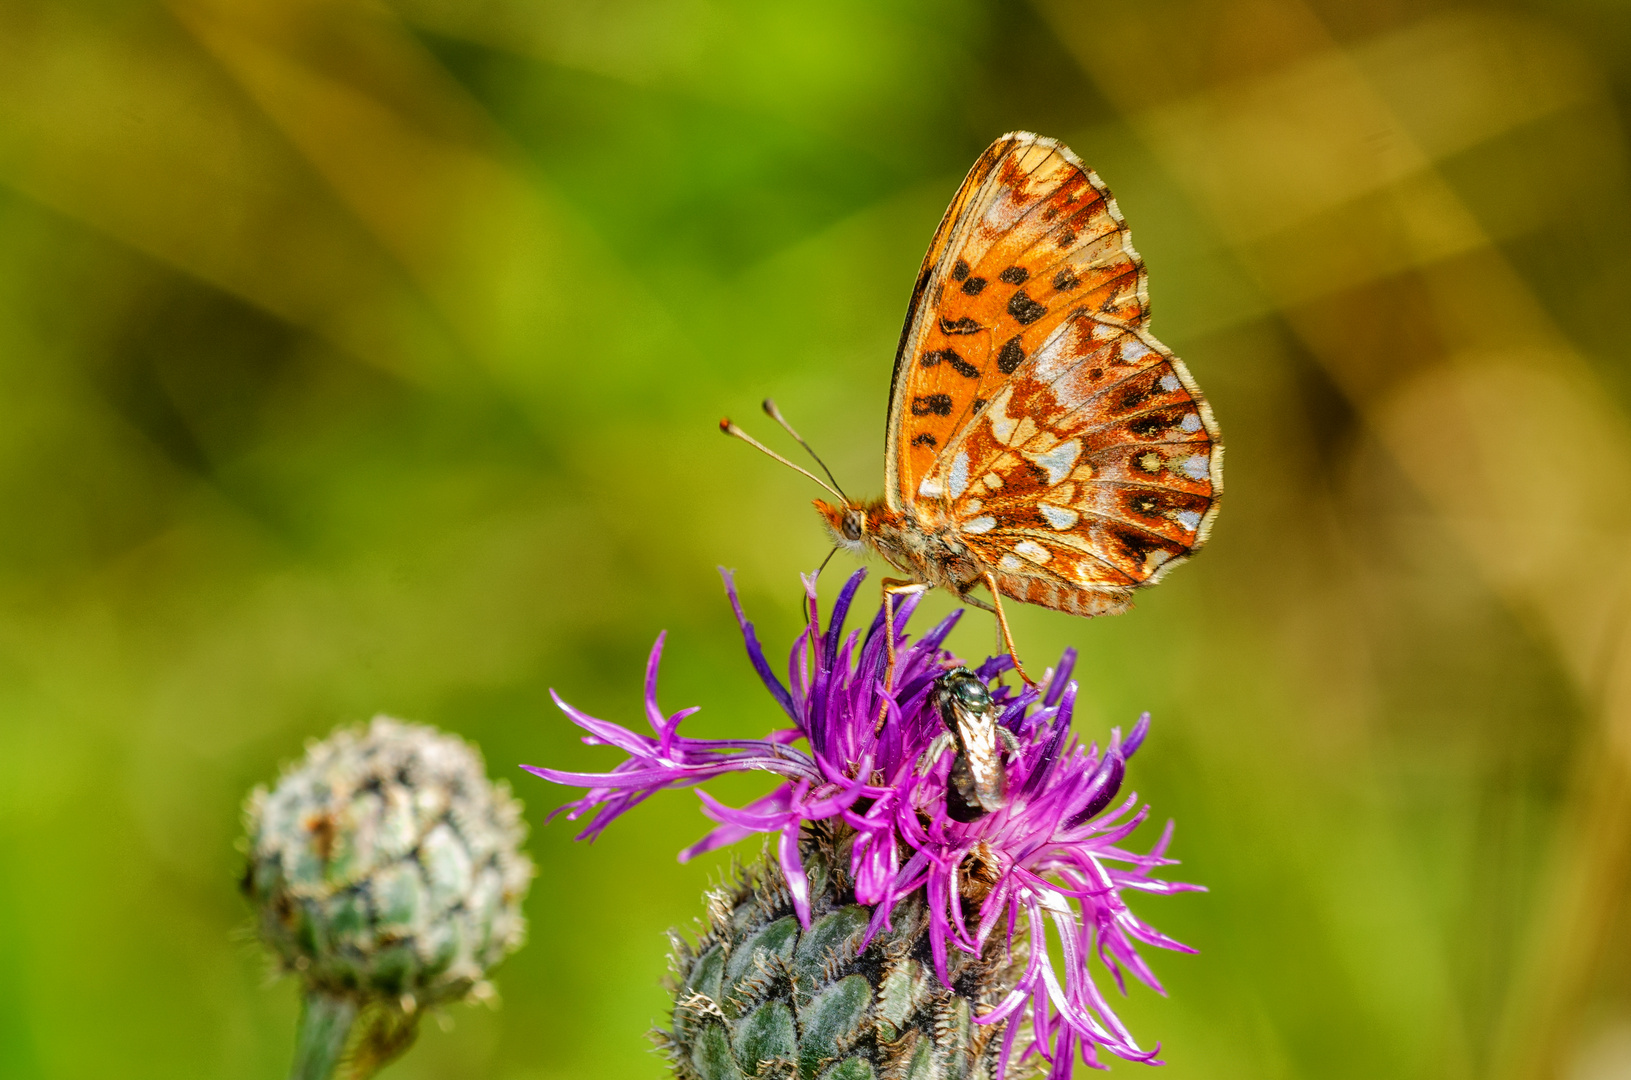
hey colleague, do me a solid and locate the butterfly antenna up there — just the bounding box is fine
[762,399,849,501]
[720,417,846,501]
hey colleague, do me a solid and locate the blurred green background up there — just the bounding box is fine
[2,0,1631,1077]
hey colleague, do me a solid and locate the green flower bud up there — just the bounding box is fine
[242,717,533,1079]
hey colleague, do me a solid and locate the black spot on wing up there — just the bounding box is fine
[1007,291,1047,325]
[996,336,1026,374]
[912,394,955,417]
[947,354,980,379]
[939,317,983,335]
[1024,506,1062,530]
[951,259,971,282]
[1128,411,1181,438]
[1115,381,1153,413]
[1112,526,1159,562]
[1056,229,1077,249]
[961,276,988,296]
[1052,268,1080,292]
[999,266,1029,285]
[911,432,938,447]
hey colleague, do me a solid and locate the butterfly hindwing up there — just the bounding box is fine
[915,312,1220,612]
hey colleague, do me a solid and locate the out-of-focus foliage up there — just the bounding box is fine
[0,0,1629,1077]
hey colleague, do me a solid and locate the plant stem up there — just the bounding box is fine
[291,990,358,1080]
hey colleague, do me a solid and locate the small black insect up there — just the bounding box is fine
[921,668,1021,821]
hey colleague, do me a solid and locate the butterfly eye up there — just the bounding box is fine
[841,513,863,541]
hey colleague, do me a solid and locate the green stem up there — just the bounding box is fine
[291,990,358,1080]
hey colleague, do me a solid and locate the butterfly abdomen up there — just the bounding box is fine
[992,569,1133,617]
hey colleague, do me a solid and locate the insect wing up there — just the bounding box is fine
[883,135,1015,511]
[886,132,1151,510]
[952,703,1007,814]
[947,324,1219,614]
[887,132,1221,614]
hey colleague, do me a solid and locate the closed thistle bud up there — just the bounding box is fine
[242,717,534,1080]
[661,822,1023,1080]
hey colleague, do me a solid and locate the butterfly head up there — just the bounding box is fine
[814,499,869,553]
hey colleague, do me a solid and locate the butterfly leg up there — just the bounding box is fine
[982,571,1040,688]
[876,577,929,733]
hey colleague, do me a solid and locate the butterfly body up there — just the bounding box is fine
[815,492,1138,618]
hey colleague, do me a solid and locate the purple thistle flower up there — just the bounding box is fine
[525,568,1200,1076]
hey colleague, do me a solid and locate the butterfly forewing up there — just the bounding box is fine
[888,136,1152,510]
[887,133,1220,615]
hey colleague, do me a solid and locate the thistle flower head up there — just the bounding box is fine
[243,717,534,1010]
[526,570,1199,1076]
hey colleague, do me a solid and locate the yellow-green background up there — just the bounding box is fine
[2,0,1630,1077]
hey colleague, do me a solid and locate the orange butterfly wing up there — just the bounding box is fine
[885,132,1221,615]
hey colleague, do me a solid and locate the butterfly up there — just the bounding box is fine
[921,667,1020,821]
[725,132,1221,687]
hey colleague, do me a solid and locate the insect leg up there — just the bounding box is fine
[877,577,929,733]
[917,731,954,774]
[982,571,1039,688]
[959,590,997,614]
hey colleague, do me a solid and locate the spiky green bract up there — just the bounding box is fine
[659,822,1035,1080]
[242,717,534,1080]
